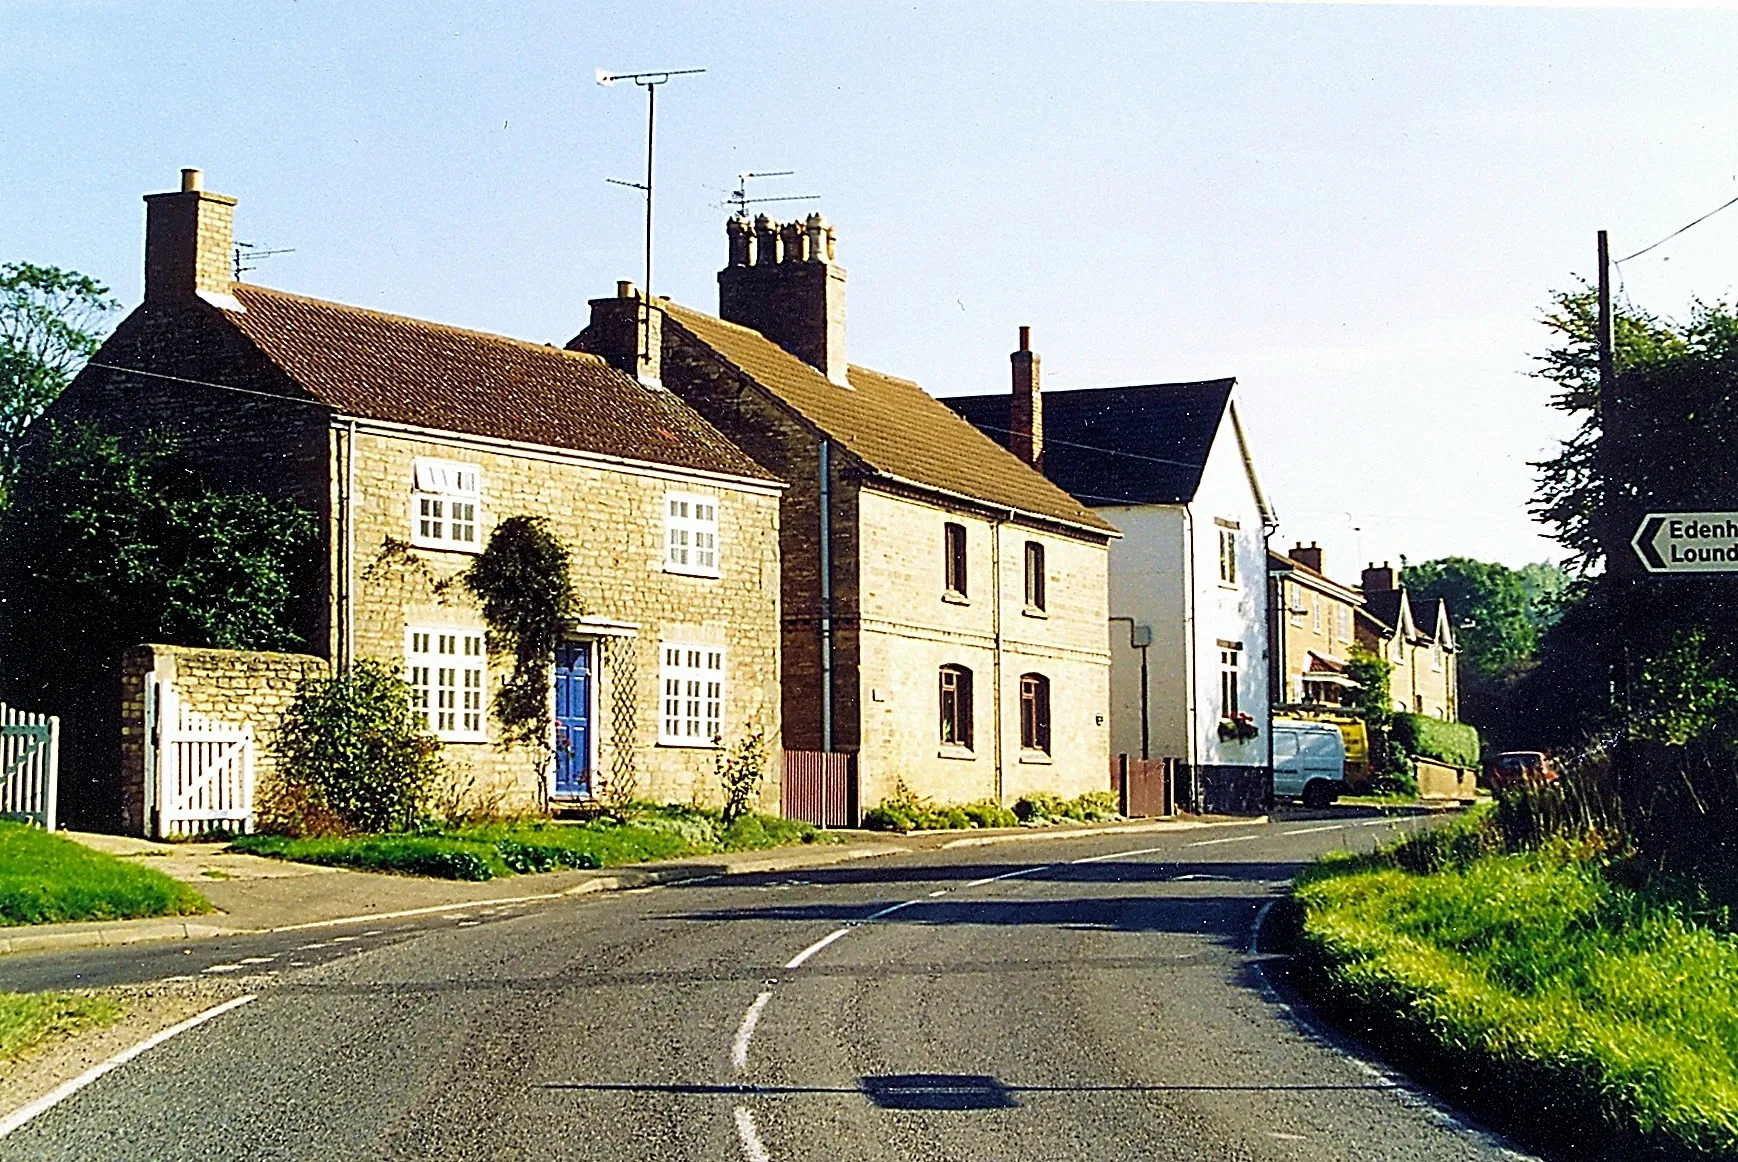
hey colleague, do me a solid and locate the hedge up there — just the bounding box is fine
[1392,712,1480,768]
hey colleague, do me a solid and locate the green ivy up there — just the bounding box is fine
[462,516,573,751]
[1391,712,1482,769]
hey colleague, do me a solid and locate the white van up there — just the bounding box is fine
[1272,720,1348,808]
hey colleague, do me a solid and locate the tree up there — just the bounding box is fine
[0,263,118,504]
[1402,557,1538,681]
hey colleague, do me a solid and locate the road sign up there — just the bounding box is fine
[1632,512,1738,573]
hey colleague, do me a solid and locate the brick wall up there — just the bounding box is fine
[119,644,329,835]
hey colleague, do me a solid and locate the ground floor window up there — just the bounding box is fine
[660,642,724,745]
[406,626,487,741]
[939,664,974,749]
[1019,672,1051,753]
[1220,648,1241,719]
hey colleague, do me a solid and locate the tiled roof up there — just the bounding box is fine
[659,302,1115,534]
[221,285,772,481]
[945,380,1237,507]
[1268,549,1365,603]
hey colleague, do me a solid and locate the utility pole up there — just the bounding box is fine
[598,67,704,300]
[1598,229,1633,801]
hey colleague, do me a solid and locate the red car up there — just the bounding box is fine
[1488,750,1558,791]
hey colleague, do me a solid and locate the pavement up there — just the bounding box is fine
[0,807,1537,1162]
[6,815,1261,957]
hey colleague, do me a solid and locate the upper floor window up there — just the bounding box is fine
[1288,582,1304,624]
[664,492,719,578]
[1019,672,1051,754]
[1220,647,1241,718]
[944,522,968,597]
[939,664,973,749]
[406,626,487,742]
[411,458,481,552]
[660,642,724,745]
[1312,594,1323,632]
[1217,528,1237,585]
[1024,540,1046,610]
[1338,606,1351,643]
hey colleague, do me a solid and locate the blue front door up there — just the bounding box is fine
[553,642,592,798]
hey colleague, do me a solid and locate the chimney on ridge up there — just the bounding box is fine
[143,168,238,306]
[1362,562,1399,594]
[569,279,663,389]
[1010,325,1042,467]
[1290,542,1323,573]
[718,212,849,386]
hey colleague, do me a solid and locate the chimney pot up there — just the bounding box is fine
[719,210,849,385]
[1290,542,1324,574]
[617,280,637,299]
[1018,325,1031,352]
[181,168,203,192]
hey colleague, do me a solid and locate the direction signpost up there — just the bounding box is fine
[1631,512,1738,574]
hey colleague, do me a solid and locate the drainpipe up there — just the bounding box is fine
[818,440,833,753]
[341,419,358,672]
[991,513,1005,802]
[1181,507,1199,811]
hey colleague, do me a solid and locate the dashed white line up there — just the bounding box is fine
[1071,845,1169,864]
[1281,824,1344,836]
[926,889,948,897]
[331,935,358,943]
[296,942,332,951]
[456,920,481,928]
[1360,818,1400,826]
[1185,834,1258,848]
[201,964,243,974]
[733,1105,771,1162]
[963,865,1053,888]
[785,927,851,968]
[731,991,773,1073]
[238,956,276,965]
[864,899,918,920]
[0,994,256,1139]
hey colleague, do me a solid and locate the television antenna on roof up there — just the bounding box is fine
[726,170,820,218]
[232,241,295,281]
[597,65,704,299]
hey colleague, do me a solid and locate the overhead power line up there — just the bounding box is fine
[1616,191,1738,264]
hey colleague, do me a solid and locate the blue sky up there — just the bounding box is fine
[7,2,1738,578]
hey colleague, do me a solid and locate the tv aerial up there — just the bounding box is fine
[726,170,820,218]
[232,241,295,281]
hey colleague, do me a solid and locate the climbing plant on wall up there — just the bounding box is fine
[462,516,573,753]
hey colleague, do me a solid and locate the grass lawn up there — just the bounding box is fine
[1291,810,1738,1159]
[0,992,122,1062]
[0,823,210,926]
[231,805,831,881]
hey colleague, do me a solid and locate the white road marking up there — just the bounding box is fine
[1185,834,1258,847]
[1269,1130,1307,1141]
[927,889,948,897]
[733,1105,771,1162]
[1173,873,1232,882]
[238,956,276,965]
[785,927,851,968]
[1361,819,1399,826]
[362,929,383,936]
[296,942,332,951]
[201,964,243,974]
[963,865,1053,888]
[331,935,358,943]
[1071,845,1169,864]
[731,991,773,1073]
[456,920,481,928]
[1282,825,1344,836]
[864,899,919,920]
[0,994,256,1139]
[159,975,195,983]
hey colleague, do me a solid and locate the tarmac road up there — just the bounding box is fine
[0,813,1533,1161]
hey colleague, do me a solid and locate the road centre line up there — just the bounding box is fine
[0,994,257,1140]
[732,992,773,1073]
[1185,834,1258,847]
[1071,845,1170,864]
[963,864,1055,888]
[733,1106,771,1162]
[785,927,852,968]
[1281,824,1344,836]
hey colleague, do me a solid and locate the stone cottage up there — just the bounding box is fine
[45,170,786,832]
[572,214,1118,813]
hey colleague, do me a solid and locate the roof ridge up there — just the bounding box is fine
[231,283,611,370]
[663,300,922,391]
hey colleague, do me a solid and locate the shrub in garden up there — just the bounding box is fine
[716,729,769,825]
[1392,713,1481,768]
[275,659,445,834]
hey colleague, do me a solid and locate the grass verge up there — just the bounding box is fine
[1289,808,1738,1160]
[0,823,210,926]
[230,805,832,881]
[0,992,123,1063]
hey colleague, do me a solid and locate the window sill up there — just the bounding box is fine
[409,539,481,556]
[1018,751,1053,765]
[664,564,721,580]
[1216,581,1239,591]
[435,733,489,745]
[937,746,977,760]
[941,591,970,606]
[657,738,722,749]
[1020,605,1049,619]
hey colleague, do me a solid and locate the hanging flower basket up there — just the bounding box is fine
[1218,712,1259,743]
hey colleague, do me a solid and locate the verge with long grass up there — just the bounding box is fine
[0,823,209,926]
[1290,806,1738,1159]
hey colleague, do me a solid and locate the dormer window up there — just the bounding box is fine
[410,458,481,551]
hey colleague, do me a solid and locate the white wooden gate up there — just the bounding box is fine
[148,680,255,838]
[0,703,59,830]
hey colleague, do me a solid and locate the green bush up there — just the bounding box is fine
[0,822,210,924]
[1392,712,1481,768]
[274,659,446,835]
[863,792,1117,831]
[1015,790,1122,824]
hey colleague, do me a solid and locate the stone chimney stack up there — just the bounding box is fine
[568,279,663,389]
[143,168,237,306]
[1010,325,1042,467]
[1291,542,1323,573]
[717,211,849,386]
[1362,562,1399,593]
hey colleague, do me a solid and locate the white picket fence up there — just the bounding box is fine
[0,703,59,830]
[148,681,255,838]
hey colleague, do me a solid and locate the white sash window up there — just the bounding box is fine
[407,626,488,741]
[411,458,482,551]
[664,492,719,577]
[659,642,724,746]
